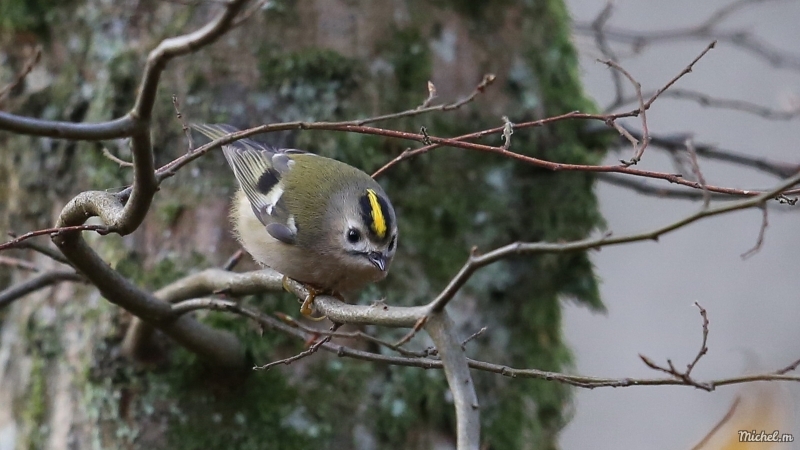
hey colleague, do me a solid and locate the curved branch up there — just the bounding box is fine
[51,196,245,368]
[283,278,428,327]
[122,268,285,358]
[0,270,84,308]
[131,0,248,120]
[0,112,136,140]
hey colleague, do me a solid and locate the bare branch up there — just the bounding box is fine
[273,311,431,358]
[599,58,650,165]
[9,240,73,266]
[393,315,428,347]
[172,95,194,152]
[0,270,84,309]
[574,0,800,71]
[686,302,710,377]
[101,147,134,168]
[0,112,136,140]
[0,256,40,272]
[591,2,625,107]
[643,41,716,109]
[254,323,342,371]
[461,327,487,350]
[0,225,108,252]
[282,278,428,328]
[122,268,285,361]
[740,205,769,259]
[172,298,800,390]
[132,0,248,122]
[425,312,480,450]
[0,46,42,108]
[617,128,800,178]
[428,170,800,312]
[354,73,496,126]
[685,138,710,207]
[614,87,800,120]
[596,173,730,201]
[639,302,712,390]
[221,249,245,271]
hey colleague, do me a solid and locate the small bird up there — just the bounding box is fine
[193,124,398,317]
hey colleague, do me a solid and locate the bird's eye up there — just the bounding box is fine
[388,235,396,251]
[347,228,361,243]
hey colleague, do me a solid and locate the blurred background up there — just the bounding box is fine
[0,0,798,449]
[563,0,800,448]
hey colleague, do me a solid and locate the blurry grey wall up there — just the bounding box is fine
[562,0,800,448]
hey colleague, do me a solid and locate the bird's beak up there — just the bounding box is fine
[367,251,387,272]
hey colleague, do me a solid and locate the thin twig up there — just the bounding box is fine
[101,147,134,167]
[274,312,430,357]
[0,270,85,308]
[12,240,73,266]
[591,2,625,108]
[461,327,487,350]
[644,41,717,109]
[774,357,800,375]
[0,46,42,107]
[253,323,342,370]
[175,298,800,390]
[221,249,245,271]
[638,302,712,390]
[686,302,710,377]
[685,138,710,208]
[596,173,729,201]
[394,315,428,347]
[172,95,194,153]
[1,225,109,252]
[615,127,800,178]
[427,170,800,313]
[740,205,769,259]
[612,87,800,120]
[0,256,39,272]
[420,81,438,109]
[598,58,649,165]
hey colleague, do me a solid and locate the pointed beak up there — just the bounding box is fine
[367,251,387,272]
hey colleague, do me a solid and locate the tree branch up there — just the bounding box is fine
[0,270,84,309]
[169,298,800,391]
[425,311,480,450]
[429,169,800,312]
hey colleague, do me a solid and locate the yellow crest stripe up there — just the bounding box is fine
[366,189,387,238]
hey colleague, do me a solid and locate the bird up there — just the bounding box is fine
[193,124,398,317]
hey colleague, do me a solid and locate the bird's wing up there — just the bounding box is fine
[192,123,306,245]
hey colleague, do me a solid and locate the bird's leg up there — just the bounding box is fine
[282,275,329,321]
[300,286,319,317]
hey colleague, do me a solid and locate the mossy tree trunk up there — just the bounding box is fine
[0,1,605,449]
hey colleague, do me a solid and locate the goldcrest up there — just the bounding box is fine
[193,124,398,302]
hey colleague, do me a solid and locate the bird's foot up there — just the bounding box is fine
[282,276,330,321]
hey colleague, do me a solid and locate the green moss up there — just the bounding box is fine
[382,26,433,109]
[259,48,360,93]
[20,309,64,449]
[23,356,49,449]
[0,0,71,37]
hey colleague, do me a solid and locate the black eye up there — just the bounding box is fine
[347,228,361,243]
[388,235,396,251]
